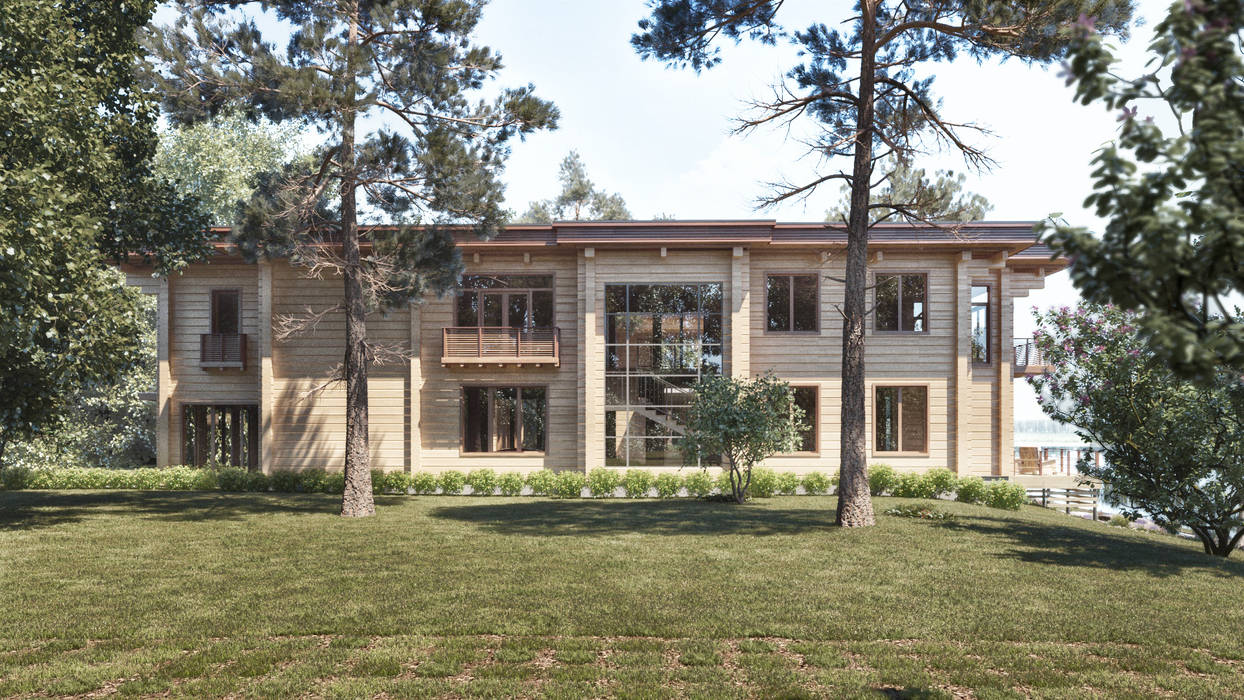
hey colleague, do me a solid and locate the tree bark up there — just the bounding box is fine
[835,0,878,528]
[339,1,375,518]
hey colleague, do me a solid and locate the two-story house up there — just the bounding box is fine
[123,220,1060,478]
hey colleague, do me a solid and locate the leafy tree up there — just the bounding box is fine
[516,151,631,222]
[826,159,992,224]
[1039,1,1244,380]
[150,1,558,517]
[154,109,310,226]
[633,0,1134,526]
[0,0,208,464]
[679,373,806,504]
[1030,304,1244,558]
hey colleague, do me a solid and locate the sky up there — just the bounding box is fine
[156,0,1176,423]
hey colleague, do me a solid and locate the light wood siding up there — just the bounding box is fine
[269,264,408,471]
[417,252,580,472]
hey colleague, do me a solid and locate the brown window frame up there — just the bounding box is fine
[782,384,819,454]
[872,384,930,456]
[210,288,243,335]
[873,272,929,334]
[764,273,820,334]
[970,283,992,366]
[459,385,548,455]
[181,403,258,469]
[454,274,555,330]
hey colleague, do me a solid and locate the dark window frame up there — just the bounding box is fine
[181,403,258,469]
[970,283,992,366]
[764,273,820,334]
[209,288,243,335]
[459,385,548,455]
[872,272,929,334]
[782,384,819,454]
[454,273,556,329]
[872,385,930,456]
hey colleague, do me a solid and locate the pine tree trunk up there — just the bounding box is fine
[339,1,375,518]
[835,0,878,528]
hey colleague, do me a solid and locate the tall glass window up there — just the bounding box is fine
[461,386,546,453]
[604,283,723,466]
[971,285,990,364]
[875,274,926,332]
[455,275,554,329]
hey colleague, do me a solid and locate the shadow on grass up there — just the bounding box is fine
[429,499,834,537]
[935,512,1244,577]
[0,491,406,531]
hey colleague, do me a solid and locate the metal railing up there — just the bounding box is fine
[442,326,560,363]
[199,333,247,369]
[1013,337,1048,370]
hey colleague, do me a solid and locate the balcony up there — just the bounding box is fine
[442,327,560,367]
[200,333,247,369]
[1013,337,1050,376]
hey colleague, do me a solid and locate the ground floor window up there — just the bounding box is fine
[789,386,818,453]
[874,386,928,454]
[462,386,546,453]
[182,404,258,468]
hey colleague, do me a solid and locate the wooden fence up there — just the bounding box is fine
[1027,487,1101,520]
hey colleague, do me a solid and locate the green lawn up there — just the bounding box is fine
[1,492,1242,698]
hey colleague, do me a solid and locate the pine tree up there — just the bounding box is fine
[633,0,1134,526]
[150,1,558,517]
[826,159,992,225]
[517,151,632,222]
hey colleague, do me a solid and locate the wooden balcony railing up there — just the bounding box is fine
[442,327,560,367]
[1013,337,1049,375]
[200,333,247,369]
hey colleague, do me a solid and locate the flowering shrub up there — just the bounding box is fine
[551,471,585,498]
[438,470,466,496]
[954,477,987,505]
[868,464,897,496]
[524,469,557,496]
[775,472,800,496]
[983,481,1028,511]
[465,468,498,496]
[683,470,715,498]
[654,472,682,498]
[587,468,621,498]
[498,472,525,497]
[801,471,833,495]
[622,469,655,498]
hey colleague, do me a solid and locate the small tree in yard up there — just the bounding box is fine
[679,374,806,504]
[1030,304,1244,558]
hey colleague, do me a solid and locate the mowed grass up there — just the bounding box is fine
[1,492,1243,698]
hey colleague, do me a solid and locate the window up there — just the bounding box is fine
[210,289,241,335]
[875,274,926,332]
[456,275,553,329]
[971,285,990,364]
[461,386,546,453]
[766,274,818,332]
[874,386,927,453]
[182,404,258,468]
[604,283,723,467]
[790,386,818,453]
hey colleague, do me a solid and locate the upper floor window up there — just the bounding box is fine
[456,275,553,329]
[875,274,926,332]
[766,274,818,332]
[971,285,990,364]
[874,386,927,454]
[210,289,241,335]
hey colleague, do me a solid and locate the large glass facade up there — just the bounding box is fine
[604,283,723,466]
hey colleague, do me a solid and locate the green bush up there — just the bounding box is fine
[551,470,585,498]
[465,469,498,496]
[775,471,800,496]
[684,470,714,498]
[217,467,269,492]
[868,464,897,496]
[801,472,833,495]
[954,476,987,504]
[525,469,557,496]
[321,471,345,494]
[1108,514,1131,528]
[893,472,937,499]
[270,469,301,493]
[370,469,389,495]
[622,469,655,498]
[587,468,621,498]
[713,470,733,496]
[439,470,466,496]
[924,468,958,499]
[748,468,778,498]
[654,472,682,498]
[0,466,32,490]
[498,472,525,497]
[380,471,412,495]
[411,471,439,495]
[984,481,1028,510]
[884,503,956,521]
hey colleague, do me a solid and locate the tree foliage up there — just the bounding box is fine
[1039,1,1244,380]
[679,373,806,504]
[827,158,992,224]
[154,109,310,226]
[149,0,558,516]
[0,0,208,461]
[633,0,1134,527]
[516,151,631,223]
[1030,304,1244,558]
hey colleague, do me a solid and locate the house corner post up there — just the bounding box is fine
[157,275,172,466]
[730,246,750,379]
[409,300,421,473]
[259,261,274,474]
[582,248,602,471]
[997,267,1014,478]
[954,252,971,476]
